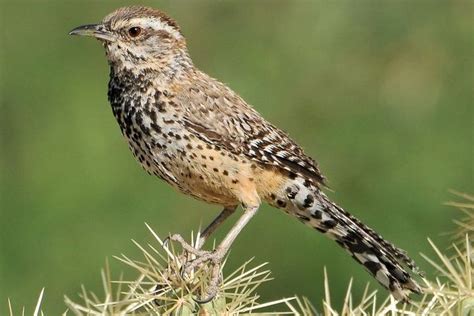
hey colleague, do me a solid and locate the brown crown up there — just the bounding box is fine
[103,6,181,33]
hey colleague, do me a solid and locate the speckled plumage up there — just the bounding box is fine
[71,6,423,302]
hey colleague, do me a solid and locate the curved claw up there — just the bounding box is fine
[162,235,171,248]
[193,283,219,304]
[179,258,198,279]
[178,261,187,278]
[192,263,222,304]
[193,292,215,305]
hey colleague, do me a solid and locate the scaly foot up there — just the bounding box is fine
[166,234,225,303]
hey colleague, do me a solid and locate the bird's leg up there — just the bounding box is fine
[186,204,260,303]
[167,204,258,302]
[168,205,237,254]
[197,205,237,249]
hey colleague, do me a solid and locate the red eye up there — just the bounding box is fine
[128,27,142,37]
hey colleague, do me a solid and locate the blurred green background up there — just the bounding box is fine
[1,0,472,313]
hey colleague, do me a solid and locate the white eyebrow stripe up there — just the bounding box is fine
[128,17,182,39]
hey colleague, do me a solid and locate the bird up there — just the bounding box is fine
[69,6,423,303]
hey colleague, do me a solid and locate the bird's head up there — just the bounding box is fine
[70,6,189,72]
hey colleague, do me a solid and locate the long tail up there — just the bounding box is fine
[269,176,423,301]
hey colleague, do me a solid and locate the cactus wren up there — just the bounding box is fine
[70,6,422,302]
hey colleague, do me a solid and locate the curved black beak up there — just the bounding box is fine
[69,23,115,41]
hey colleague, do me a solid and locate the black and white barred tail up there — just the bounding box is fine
[269,176,423,301]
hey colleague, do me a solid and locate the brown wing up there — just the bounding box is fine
[176,71,326,186]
